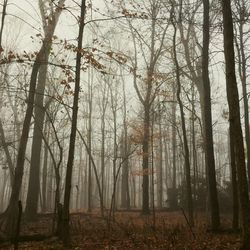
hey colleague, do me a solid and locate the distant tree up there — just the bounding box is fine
[127,0,169,214]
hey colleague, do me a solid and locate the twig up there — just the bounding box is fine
[180,207,196,239]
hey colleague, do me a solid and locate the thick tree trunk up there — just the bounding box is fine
[25,52,49,220]
[25,0,65,220]
[229,126,239,230]
[222,0,250,248]
[202,0,220,230]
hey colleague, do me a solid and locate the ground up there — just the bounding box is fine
[0,210,241,249]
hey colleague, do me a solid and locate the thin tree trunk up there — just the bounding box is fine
[171,82,177,209]
[41,120,50,213]
[61,0,86,245]
[0,120,14,186]
[171,2,194,226]
[157,106,163,209]
[234,4,250,185]
[87,69,93,212]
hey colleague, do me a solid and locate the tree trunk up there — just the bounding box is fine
[61,0,86,245]
[25,0,65,221]
[202,0,220,230]
[0,119,14,186]
[234,3,250,185]
[229,126,239,230]
[142,104,150,214]
[0,46,45,238]
[156,107,163,209]
[25,51,50,220]
[222,0,250,247]
[171,81,178,209]
[121,76,130,210]
[171,3,194,226]
[41,120,50,213]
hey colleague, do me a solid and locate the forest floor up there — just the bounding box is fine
[0,210,241,249]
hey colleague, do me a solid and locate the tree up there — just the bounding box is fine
[61,0,86,245]
[120,71,130,210]
[170,0,194,227]
[234,0,250,185]
[25,0,65,221]
[127,0,168,214]
[202,0,220,230]
[222,0,250,248]
[0,1,64,237]
[177,0,220,230]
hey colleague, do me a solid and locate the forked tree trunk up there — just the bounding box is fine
[25,0,65,221]
[0,45,45,238]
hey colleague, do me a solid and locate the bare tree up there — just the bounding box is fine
[234,0,250,185]
[222,0,250,248]
[61,0,86,245]
[25,0,66,221]
[128,0,169,214]
[0,0,65,238]
[170,0,194,227]
[202,0,220,230]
